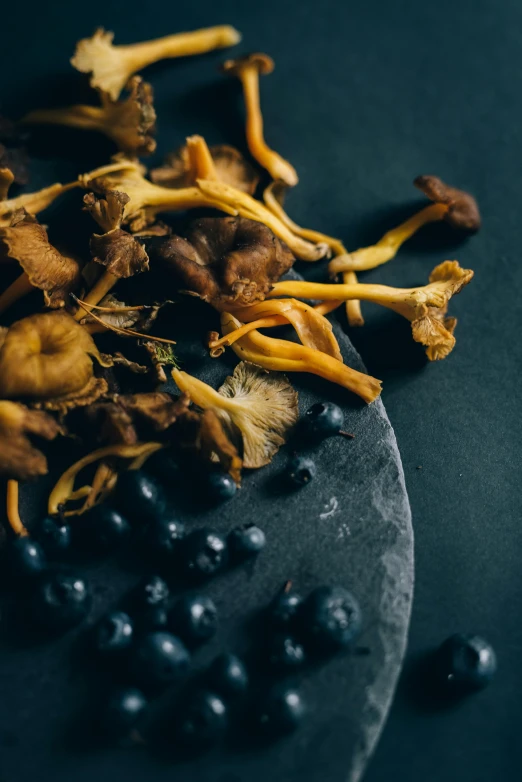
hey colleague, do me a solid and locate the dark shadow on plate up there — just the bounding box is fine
[398,649,469,714]
[176,80,247,151]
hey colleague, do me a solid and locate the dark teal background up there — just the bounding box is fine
[2,1,522,780]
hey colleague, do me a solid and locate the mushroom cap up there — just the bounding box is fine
[0,400,61,480]
[221,52,275,76]
[414,175,481,232]
[151,143,259,195]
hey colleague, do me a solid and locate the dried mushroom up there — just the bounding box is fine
[0,209,82,314]
[0,400,61,480]
[149,215,294,309]
[0,114,30,186]
[23,77,156,157]
[329,176,481,275]
[0,311,111,409]
[219,313,382,403]
[0,178,79,228]
[71,26,241,101]
[173,362,298,468]
[271,260,474,360]
[151,138,259,194]
[221,53,298,187]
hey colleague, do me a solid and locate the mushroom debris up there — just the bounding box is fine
[0,25,479,539]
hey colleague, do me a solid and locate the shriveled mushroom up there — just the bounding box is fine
[0,310,112,409]
[270,260,474,360]
[149,215,294,309]
[0,400,61,480]
[151,137,259,194]
[0,209,82,314]
[173,362,298,468]
[329,176,481,275]
[71,26,242,101]
[221,53,298,187]
[22,76,156,157]
[219,313,382,403]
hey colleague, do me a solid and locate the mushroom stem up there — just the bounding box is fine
[270,278,428,313]
[186,135,219,180]
[343,272,365,327]
[0,272,34,315]
[239,67,298,187]
[0,181,79,227]
[6,479,29,537]
[73,271,119,321]
[328,202,448,274]
[23,105,107,132]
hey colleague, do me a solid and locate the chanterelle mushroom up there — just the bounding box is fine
[71,26,242,101]
[0,401,61,480]
[271,260,474,360]
[22,76,157,157]
[221,53,298,187]
[0,311,111,409]
[0,178,79,228]
[329,175,481,275]
[173,362,298,468]
[149,215,294,309]
[0,209,82,314]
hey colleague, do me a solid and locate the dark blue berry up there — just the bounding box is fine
[115,470,166,521]
[7,537,47,581]
[170,594,217,646]
[270,585,303,628]
[206,471,237,503]
[228,524,266,561]
[286,455,316,487]
[300,586,361,653]
[135,605,169,633]
[302,401,344,439]
[207,653,249,700]
[104,687,148,738]
[436,634,497,691]
[130,631,190,690]
[78,507,131,554]
[183,529,228,581]
[130,575,170,632]
[34,517,71,559]
[257,686,306,735]
[93,611,134,656]
[31,569,92,632]
[142,516,185,562]
[269,633,306,670]
[177,690,227,748]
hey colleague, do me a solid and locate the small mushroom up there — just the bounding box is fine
[329,175,481,275]
[22,76,156,157]
[0,310,112,409]
[0,400,61,480]
[71,25,242,101]
[221,53,298,187]
[173,362,299,468]
[270,260,474,360]
[0,178,79,228]
[218,313,382,403]
[148,215,294,309]
[0,209,83,314]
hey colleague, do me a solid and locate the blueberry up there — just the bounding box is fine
[130,631,190,690]
[142,516,185,562]
[269,633,306,670]
[104,687,148,739]
[170,594,217,646]
[257,686,306,735]
[78,507,131,554]
[286,455,316,487]
[34,517,71,559]
[269,584,303,628]
[115,470,166,521]
[31,569,92,632]
[177,690,228,748]
[228,524,266,561]
[93,611,134,656]
[436,634,497,691]
[206,471,237,503]
[302,402,344,439]
[183,529,228,581]
[300,586,361,653]
[6,537,47,581]
[130,575,170,632]
[207,653,249,700]
[135,605,169,633]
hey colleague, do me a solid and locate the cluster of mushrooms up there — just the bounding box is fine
[0,24,479,537]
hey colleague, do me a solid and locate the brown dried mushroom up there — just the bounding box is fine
[23,76,157,157]
[0,400,61,480]
[71,26,242,101]
[0,178,78,228]
[149,215,295,309]
[0,209,82,314]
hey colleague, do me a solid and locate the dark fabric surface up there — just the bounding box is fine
[2,0,522,780]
